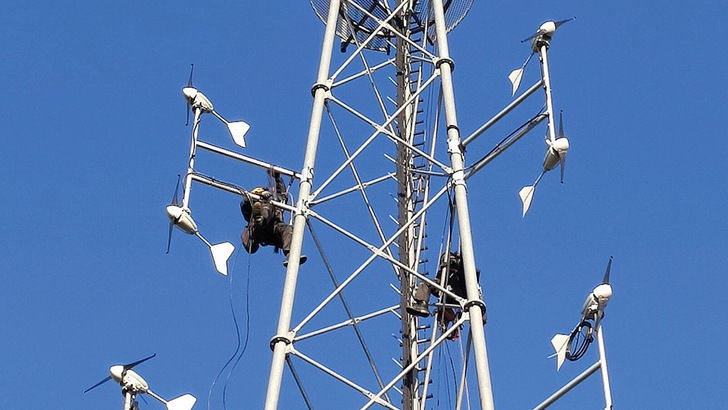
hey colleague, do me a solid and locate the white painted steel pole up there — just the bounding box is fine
[123,391,134,410]
[263,0,341,408]
[182,108,202,209]
[597,326,613,409]
[538,44,557,143]
[532,361,602,410]
[430,1,495,409]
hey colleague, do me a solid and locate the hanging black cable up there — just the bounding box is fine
[566,320,593,362]
[207,249,242,410]
[221,249,252,409]
[206,248,252,410]
[444,339,458,410]
[466,108,547,173]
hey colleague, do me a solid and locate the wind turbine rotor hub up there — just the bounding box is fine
[182,86,197,102]
[529,18,574,52]
[166,205,198,234]
[539,21,557,36]
[592,283,613,302]
[542,137,569,171]
[552,137,570,152]
[182,86,214,113]
[109,365,124,383]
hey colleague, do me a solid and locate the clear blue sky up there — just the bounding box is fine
[2,1,727,409]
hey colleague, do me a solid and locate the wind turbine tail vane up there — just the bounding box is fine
[165,394,197,410]
[209,241,235,276]
[519,171,545,216]
[519,185,536,217]
[508,53,534,96]
[193,231,234,276]
[226,120,250,148]
[550,333,570,370]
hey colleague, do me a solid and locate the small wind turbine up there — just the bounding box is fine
[508,19,574,216]
[84,354,197,410]
[519,110,570,216]
[551,257,613,370]
[182,64,250,148]
[508,18,575,96]
[166,174,235,276]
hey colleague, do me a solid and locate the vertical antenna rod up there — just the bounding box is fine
[395,1,418,408]
[597,327,613,408]
[183,108,203,209]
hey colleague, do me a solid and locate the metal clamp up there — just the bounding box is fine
[464,299,487,323]
[435,57,455,72]
[310,82,331,97]
[269,334,293,351]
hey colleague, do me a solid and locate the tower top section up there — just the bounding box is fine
[309,0,474,52]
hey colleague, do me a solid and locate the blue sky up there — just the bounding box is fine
[2,1,727,409]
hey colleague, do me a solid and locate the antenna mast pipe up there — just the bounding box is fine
[431,0,495,409]
[538,43,557,143]
[597,327,613,409]
[182,108,203,209]
[263,0,341,408]
[123,391,135,410]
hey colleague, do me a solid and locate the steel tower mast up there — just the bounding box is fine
[262,0,494,409]
[166,2,603,409]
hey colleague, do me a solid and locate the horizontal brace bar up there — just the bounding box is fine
[196,140,302,180]
[188,173,297,214]
[532,361,602,410]
[465,114,547,179]
[462,80,543,147]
